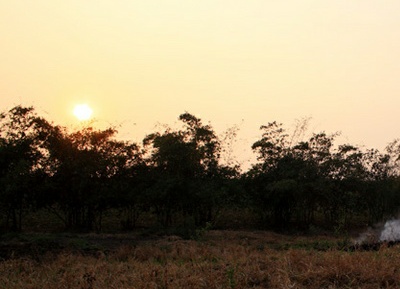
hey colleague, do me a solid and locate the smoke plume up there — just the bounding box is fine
[379,219,400,242]
[354,218,400,245]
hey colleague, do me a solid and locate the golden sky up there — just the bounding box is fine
[1,1,400,167]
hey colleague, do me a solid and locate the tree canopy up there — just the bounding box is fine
[1,105,400,234]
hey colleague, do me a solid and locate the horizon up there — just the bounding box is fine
[1,103,397,173]
[2,1,400,168]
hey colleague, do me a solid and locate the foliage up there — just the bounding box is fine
[1,105,400,234]
[0,106,53,231]
[247,120,400,230]
[142,112,234,228]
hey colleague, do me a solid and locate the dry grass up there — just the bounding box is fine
[1,231,400,289]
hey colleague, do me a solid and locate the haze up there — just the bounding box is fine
[1,1,400,167]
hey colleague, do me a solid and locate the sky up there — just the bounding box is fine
[1,1,400,169]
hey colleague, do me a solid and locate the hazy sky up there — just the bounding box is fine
[1,1,400,167]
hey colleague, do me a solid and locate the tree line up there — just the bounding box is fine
[1,105,400,234]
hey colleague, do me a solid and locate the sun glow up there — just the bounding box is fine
[73,104,93,121]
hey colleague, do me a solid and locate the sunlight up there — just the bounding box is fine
[73,104,93,121]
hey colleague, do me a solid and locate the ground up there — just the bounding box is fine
[1,230,400,289]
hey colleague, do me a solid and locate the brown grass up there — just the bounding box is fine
[1,230,400,289]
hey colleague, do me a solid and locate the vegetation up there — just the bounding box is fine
[2,231,400,289]
[3,105,400,288]
[1,105,400,234]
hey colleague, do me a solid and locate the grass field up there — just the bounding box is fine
[1,230,400,289]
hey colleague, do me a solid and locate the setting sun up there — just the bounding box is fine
[73,104,93,121]
[2,1,400,167]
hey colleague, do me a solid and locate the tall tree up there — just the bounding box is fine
[143,112,232,228]
[42,125,142,231]
[0,106,51,231]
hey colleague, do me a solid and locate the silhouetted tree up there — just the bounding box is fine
[248,121,369,230]
[143,112,235,228]
[40,125,142,231]
[0,106,51,231]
